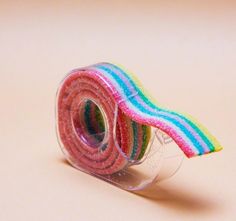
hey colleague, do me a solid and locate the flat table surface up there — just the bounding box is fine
[0,1,235,221]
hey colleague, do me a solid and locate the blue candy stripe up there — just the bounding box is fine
[93,64,211,154]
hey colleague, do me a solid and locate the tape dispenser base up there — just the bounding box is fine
[56,93,184,192]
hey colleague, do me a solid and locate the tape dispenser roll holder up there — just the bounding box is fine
[56,66,183,191]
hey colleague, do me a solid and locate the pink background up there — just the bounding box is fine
[0,1,235,220]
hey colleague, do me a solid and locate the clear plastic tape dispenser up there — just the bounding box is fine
[55,64,184,191]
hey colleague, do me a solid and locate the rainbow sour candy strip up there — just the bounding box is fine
[57,62,222,175]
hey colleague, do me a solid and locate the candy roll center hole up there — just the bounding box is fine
[72,98,108,149]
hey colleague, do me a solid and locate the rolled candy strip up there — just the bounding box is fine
[57,62,222,175]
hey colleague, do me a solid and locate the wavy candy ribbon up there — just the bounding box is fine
[57,62,222,175]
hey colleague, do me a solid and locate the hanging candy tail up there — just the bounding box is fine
[93,62,223,158]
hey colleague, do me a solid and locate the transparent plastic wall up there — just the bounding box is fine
[56,88,184,192]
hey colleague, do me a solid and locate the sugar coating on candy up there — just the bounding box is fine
[57,63,222,175]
